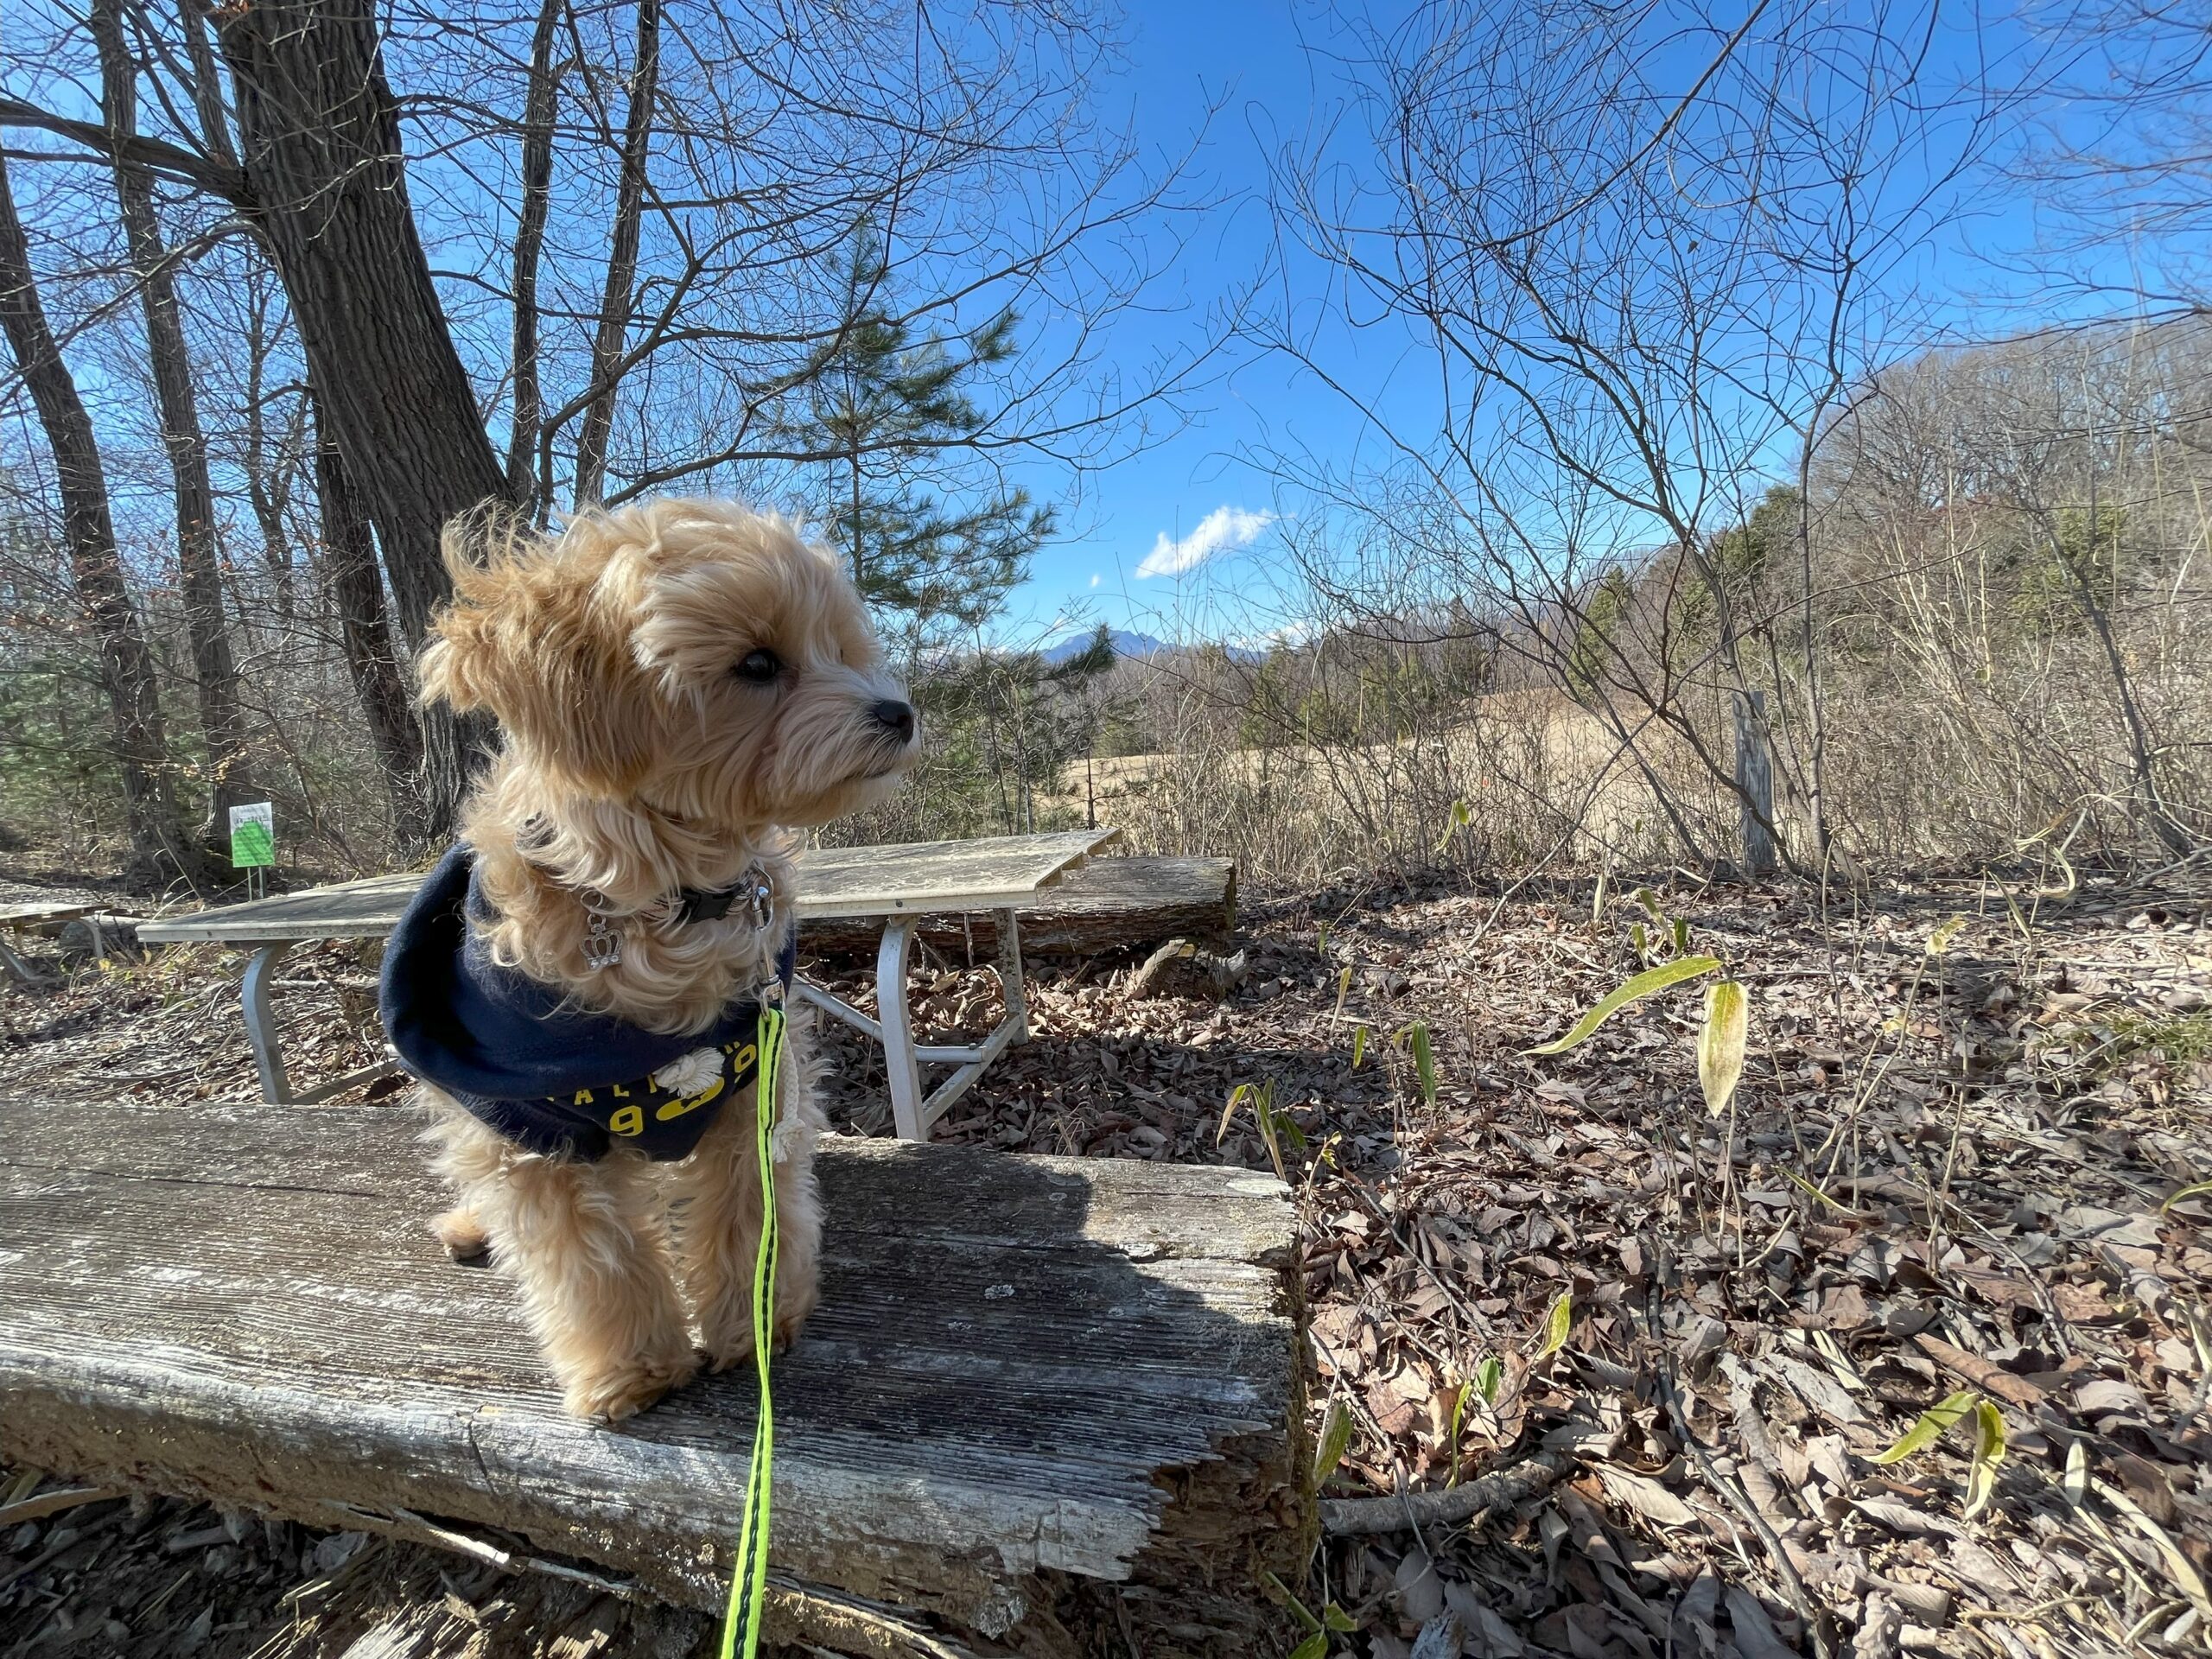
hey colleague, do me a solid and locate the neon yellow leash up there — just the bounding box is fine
[718,995,785,1659]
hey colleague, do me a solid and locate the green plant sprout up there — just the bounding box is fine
[1526,896,1749,1116]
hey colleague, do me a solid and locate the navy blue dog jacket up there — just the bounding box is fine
[379,843,795,1161]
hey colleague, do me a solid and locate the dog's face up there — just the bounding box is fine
[421,500,918,828]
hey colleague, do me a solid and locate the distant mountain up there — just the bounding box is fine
[1039,628,1167,665]
[1035,628,1275,667]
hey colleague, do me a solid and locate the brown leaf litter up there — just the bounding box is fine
[2,864,2208,1658]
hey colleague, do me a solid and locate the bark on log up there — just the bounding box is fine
[0,1099,1307,1658]
[798,855,1236,961]
[1319,1452,1570,1535]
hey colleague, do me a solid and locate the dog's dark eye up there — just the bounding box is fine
[734,648,782,684]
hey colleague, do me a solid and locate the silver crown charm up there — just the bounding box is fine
[582,909,621,971]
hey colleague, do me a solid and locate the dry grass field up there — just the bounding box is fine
[1047,689,1715,887]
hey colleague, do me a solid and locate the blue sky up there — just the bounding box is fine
[2,0,2149,640]
[993,0,2132,651]
[993,0,1335,649]
[5,0,1340,621]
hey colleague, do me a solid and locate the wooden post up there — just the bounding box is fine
[1734,689,1777,877]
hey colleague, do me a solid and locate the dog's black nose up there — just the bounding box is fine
[871,699,916,743]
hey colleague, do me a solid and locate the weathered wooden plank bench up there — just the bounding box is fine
[0,1097,1309,1657]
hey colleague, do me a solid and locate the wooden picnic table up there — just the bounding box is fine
[138,830,1121,1141]
[0,899,129,988]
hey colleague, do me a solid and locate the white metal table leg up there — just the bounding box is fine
[791,980,984,1065]
[875,918,928,1142]
[808,906,1035,1144]
[241,942,295,1104]
[0,933,47,989]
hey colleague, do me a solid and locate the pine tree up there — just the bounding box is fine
[958,626,1119,834]
[780,228,1052,649]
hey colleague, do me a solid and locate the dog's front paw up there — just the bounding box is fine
[561,1348,696,1423]
[699,1329,756,1373]
[696,1297,776,1370]
[771,1277,818,1355]
[697,1287,814,1369]
[430,1206,490,1262]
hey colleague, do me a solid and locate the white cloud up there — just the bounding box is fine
[1135,505,1274,579]
[1226,618,1317,654]
[1090,573,1101,588]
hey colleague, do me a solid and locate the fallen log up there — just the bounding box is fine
[1318,1452,1570,1537]
[0,1097,1308,1657]
[798,855,1236,960]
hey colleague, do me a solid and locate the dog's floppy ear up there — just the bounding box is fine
[417,517,659,795]
[416,514,533,717]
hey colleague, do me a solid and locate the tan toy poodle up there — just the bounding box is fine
[380,499,918,1421]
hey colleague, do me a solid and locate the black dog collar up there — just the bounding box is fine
[676,870,776,927]
[514,815,779,963]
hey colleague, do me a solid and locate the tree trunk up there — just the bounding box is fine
[506,0,564,514]
[0,151,205,890]
[1792,437,1833,868]
[213,0,514,834]
[315,423,427,844]
[92,0,256,828]
[243,436,298,618]
[570,0,660,508]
